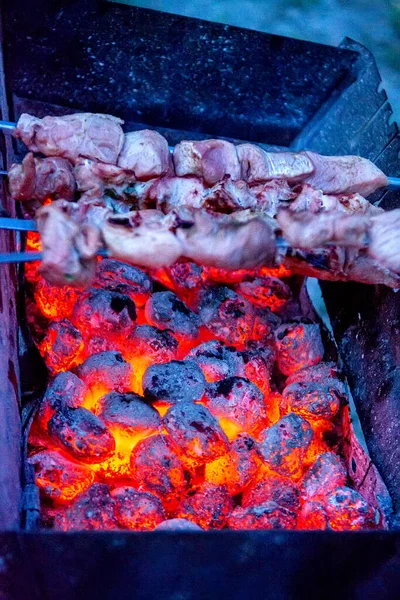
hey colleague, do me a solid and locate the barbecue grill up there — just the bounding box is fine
[1,1,400,598]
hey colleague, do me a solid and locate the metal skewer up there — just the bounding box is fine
[0,119,399,189]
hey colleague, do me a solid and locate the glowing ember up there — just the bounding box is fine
[26,242,379,531]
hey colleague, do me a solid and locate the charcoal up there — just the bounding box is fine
[72,288,137,338]
[274,321,324,376]
[197,286,255,346]
[83,335,121,357]
[76,351,133,395]
[163,403,229,467]
[297,499,329,530]
[242,475,300,511]
[168,261,205,291]
[143,360,205,405]
[324,486,376,531]
[95,259,152,307]
[258,413,314,477]
[34,278,81,319]
[235,276,291,311]
[281,381,341,421]
[48,406,115,464]
[97,391,161,436]
[286,362,346,396]
[40,318,83,374]
[205,433,262,495]
[252,307,281,340]
[145,291,200,340]
[301,452,347,501]
[298,487,377,531]
[228,502,297,530]
[204,376,266,436]
[236,341,275,394]
[205,266,259,284]
[37,371,88,431]
[126,325,178,363]
[29,449,94,504]
[111,487,165,530]
[186,340,243,382]
[54,483,118,531]
[155,518,202,531]
[176,482,233,529]
[130,434,188,499]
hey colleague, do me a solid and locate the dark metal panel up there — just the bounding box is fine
[1,0,357,145]
[1,531,400,600]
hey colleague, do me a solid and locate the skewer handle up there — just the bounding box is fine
[0,120,16,132]
[387,177,400,190]
[0,251,42,263]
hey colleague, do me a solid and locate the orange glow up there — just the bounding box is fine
[26,233,371,532]
[218,418,242,441]
[25,231,42,283]
[91,426,151,481]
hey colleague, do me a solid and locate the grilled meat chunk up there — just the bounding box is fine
[102,210,182,268]
[36,200,101,287]
[238,144,314,183]
[304,151,388,197]
[277,209,371,249]
[15,112,124,164]
[175,208,278,270]
[9,153,75,203]
[174,139,240,186]
[118,130,172,180]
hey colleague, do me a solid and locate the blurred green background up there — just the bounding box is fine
[112,0,400,120]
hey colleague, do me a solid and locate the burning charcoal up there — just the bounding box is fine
[29,449,94,504]
[130,434,188,499]
[97,391,161,436]
[37,371,88,431]
[297,499,328,530]
[205,434,262,495]
[204,377,266,437]
[40,318,84,374]
[285,362,346,397]
[76,351,133,403]
[111,487,165,530]
[252,307,281,341]
[228,502,297,530]
[242,475,300,511]
[176,482,233,529]
[197,286,255,347]
[54,483,118,531]
[298,487,376,531]
[142,360,205,405]
[204,267,260,284]
[72,288,137,339]
[186,340,243,383]
[235,276,291,312]
[155,518,203,531]
[324,486,376,531]
[82,335,120,357]
[163,403,229,467]
[281,381,341,422]
[34,278,81,319]
[145,291,200,340]
[301,452,347,501]
[274,321,324,376]
[126,325,178,364]
[258,413,314,477]
[48,406,115,464]
[150,262,205,296]
[236,341,275,395]
[168,261,205,291]
[95,258,152,307]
